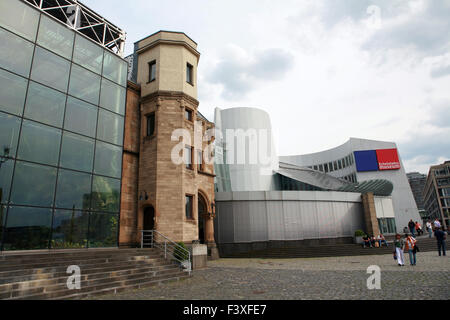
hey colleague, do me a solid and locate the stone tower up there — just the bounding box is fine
[127,31,216,250]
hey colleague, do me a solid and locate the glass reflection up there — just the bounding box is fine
[97,109,124,146]
[0,68,28,116]
[10,161,57,207]
[18,120,61,166]
[91,175,120,212]
[99,78,126,115]
[73,34,103,74]
[55,169,92,210]
[31,46,71,92]
[0,158,14,204]
[0,112,21,158]
[94,141,122,178]
[37,15,74,59]
[2,206,52,251]
[102,51,127,86]
[24,81,66,127]
[88,212,118,248]
[0,0,40,41]
[51,209,89,249]
[59,132,94,173]
[0,28,34,77]
[64,97,98,138]
[68,64,101,105]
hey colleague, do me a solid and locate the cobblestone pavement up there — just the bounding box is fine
[94,252,449,300]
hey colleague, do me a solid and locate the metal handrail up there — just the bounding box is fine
[141,230,191,275]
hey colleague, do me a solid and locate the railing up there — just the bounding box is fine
[141,230,191,275]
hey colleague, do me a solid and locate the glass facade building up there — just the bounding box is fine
[0,0,127,251]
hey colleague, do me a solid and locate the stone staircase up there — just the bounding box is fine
[220,236,447,259]
[0,248,190,300]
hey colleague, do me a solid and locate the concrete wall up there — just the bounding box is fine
[214,191,365,244]
[280,138,421,233]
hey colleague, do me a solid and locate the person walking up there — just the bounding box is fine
[408,219,416,236]
[435,227,447,257]
[426,220,433,238]
[393,234,405,266]
[405,234,417,266]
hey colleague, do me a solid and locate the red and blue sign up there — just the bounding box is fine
[354,148,400,172]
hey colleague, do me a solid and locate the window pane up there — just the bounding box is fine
[3,206,52,251]
[68,64,101,105]
[91,176,120,212]
[36,15,74,59]
[147,113,155,136]
[10,161,57,207]
[59,132,94,173]
[0,158,14,204]
[97,109,124,145]
[51,209,89,249]
[149,61,156,82]
[0,0,40,41]
[64,97,98,138]
[18,120,61,166]
[103,51,127,86]
[88,212,118,248]
[99,78,126,115]
[73,34,104,74]
[185,195,193,219]
[94,141,122,178]
[0,28,34,77]
[24,81,66,127]
[31,47,71,92]
[0,111,21,158]
[0,69,28,116]
[55,169,92,210]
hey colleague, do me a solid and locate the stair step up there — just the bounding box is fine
[0,264,180,294]
[9,272,190,300]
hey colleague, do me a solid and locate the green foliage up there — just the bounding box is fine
[173,242,189,261]
[354,230,366,237]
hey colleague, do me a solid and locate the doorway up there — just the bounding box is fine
[198,194,207,244]
[143,206,155,231]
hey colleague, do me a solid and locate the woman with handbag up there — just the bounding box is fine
[405,234,417,266]
[393,234,405,266]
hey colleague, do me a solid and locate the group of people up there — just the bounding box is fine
[362,234,388,248]
[406,219,424,236]
[393,233,419,266]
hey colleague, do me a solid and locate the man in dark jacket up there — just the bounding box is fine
[408,220,416,236]
[434,227,447,256]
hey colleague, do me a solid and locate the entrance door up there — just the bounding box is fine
[198,195,207,244]
[143,207,155,231]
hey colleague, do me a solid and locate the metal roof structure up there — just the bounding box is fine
[277,162,393,196]
[24,0,126,56]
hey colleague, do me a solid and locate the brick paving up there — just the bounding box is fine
[94,251,449,300]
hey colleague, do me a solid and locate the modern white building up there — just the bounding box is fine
[213,107,421,254]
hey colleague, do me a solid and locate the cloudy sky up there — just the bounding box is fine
[84,0,450,174]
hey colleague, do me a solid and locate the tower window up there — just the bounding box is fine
[148,60,156,82]
[186,63,193,85]
[185,108,193,121]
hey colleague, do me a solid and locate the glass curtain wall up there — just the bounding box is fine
[0,0,127,251]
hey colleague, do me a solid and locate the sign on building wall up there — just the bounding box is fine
[376,149,401,170]
[354,149,401,172]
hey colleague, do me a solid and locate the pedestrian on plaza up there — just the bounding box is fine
[403,226,409,234]
[393,234,405,266]
[377,234,388,247]
[434,227,447,257]
[408,219,416,236]
[415,222,423,236]
[405,234,417,266]
[426,220,433,238]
